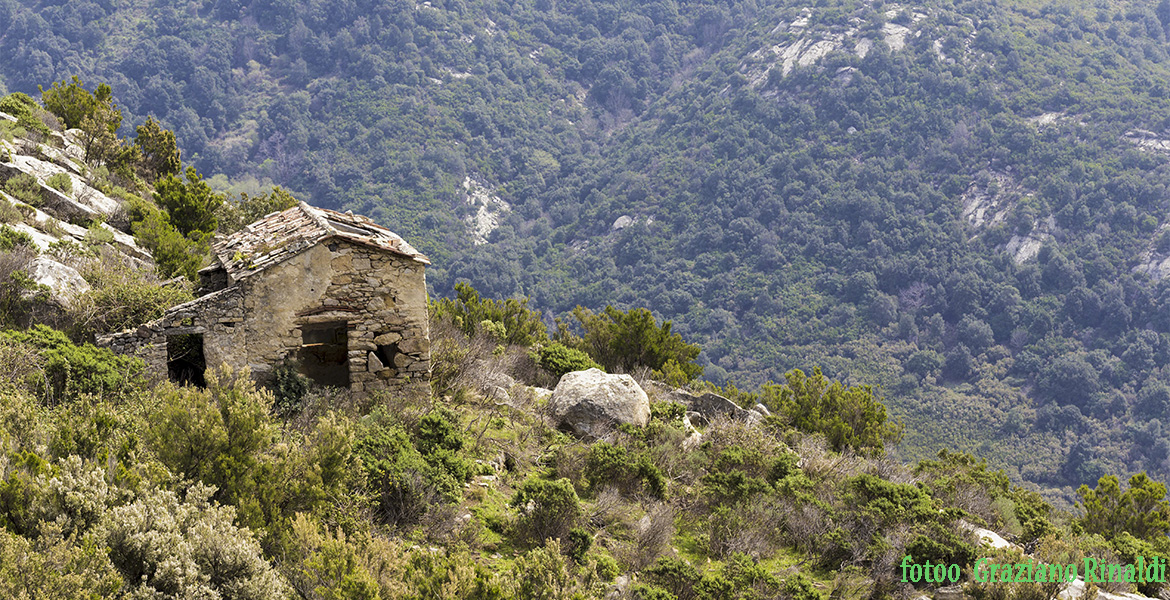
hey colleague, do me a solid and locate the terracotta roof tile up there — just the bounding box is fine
[211,202,429,279]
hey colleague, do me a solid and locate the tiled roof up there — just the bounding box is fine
[210,202,430,280]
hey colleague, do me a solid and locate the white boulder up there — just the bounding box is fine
[551,368,650,438]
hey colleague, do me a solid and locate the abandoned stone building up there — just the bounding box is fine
[99,202,431,394]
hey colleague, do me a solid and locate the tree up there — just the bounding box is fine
[1077,473,1170,541]
[216,187,300,234]
[134,116,181,181]
[153,166,224,237]
[558,305,702,380]
[40,76,122,131]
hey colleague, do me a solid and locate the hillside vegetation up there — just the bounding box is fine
[2,89,1170,593]
[1,277,1169,599]
[5,0,1170,510]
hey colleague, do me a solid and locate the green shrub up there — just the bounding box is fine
[0,197,18,224]
[152,166,223,237]
[4,173,42,207]
[511,477,582,546]
[642,557,701,600]
[650,400,686,422]
[904,523,977,570]
[759,368,903,456]
[45,172,72,196]
[84,222,114,245]
[702,470,771,506]
[354,409,470,527]
[511,539,580,600]
[535,342,602,377]
[431,281,549,347]
[0,225,34,251]
[269,361,310,417]
[634,586,680,600]
[67,251,192,338]
[215,187,299,234]
[557,305,702,381]
[0,325,144,403]
[147,368,275,510]
[134,116,181,182]
[583,442,668,499]
[0,93,51,139]
[566,527,592,563]
[39,77,121,132]
[129,198,206,280]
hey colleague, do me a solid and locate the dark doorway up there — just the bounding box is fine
[298,322,349,387]
[167,334,206,387]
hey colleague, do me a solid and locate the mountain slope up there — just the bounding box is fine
[7,0,1170,500]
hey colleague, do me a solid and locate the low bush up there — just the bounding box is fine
[0,325,144,403]
[511,477,582,547]
[45,173,71,196]
[535,342,602,377]
[4,173,42,207]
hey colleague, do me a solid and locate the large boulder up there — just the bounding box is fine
[551,368,650,438]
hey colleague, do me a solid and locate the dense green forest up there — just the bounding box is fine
[6,0,1170,502]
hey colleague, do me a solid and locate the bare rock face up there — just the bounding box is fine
[551,368,650,438]
[27,256,90,308]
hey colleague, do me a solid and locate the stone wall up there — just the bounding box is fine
[98,239,430,395]
[238,239,430,393]
[97,286,246,382]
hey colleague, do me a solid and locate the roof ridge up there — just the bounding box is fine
[299,201,338,237]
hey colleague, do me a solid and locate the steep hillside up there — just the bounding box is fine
[7,0,1170,500]
[2,283,1169,600]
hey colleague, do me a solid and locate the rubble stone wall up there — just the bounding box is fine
[98,239,430,395]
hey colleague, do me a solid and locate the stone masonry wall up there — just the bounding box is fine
[97,287,246,382]
[240,239,430,393]
[99,239,430,395]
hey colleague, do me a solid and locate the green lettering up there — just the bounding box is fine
[975,558,989,583]
[1084,558,1100,583]
[1125,564,1136,583]
[1016,564,1028,582]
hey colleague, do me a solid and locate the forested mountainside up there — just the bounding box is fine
[6,0,1170,501]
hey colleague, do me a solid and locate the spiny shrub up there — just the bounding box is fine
[0,325,144,403]
[511,477,582,546]
[535,342,602,378]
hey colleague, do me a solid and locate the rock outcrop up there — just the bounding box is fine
[668,390,764,424]
[551,368,650,438]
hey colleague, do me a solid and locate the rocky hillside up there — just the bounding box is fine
[0,109,154,310]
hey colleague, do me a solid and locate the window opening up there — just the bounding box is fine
[298,322,349,387]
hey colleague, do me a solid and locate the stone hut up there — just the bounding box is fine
[99,202,431,394]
